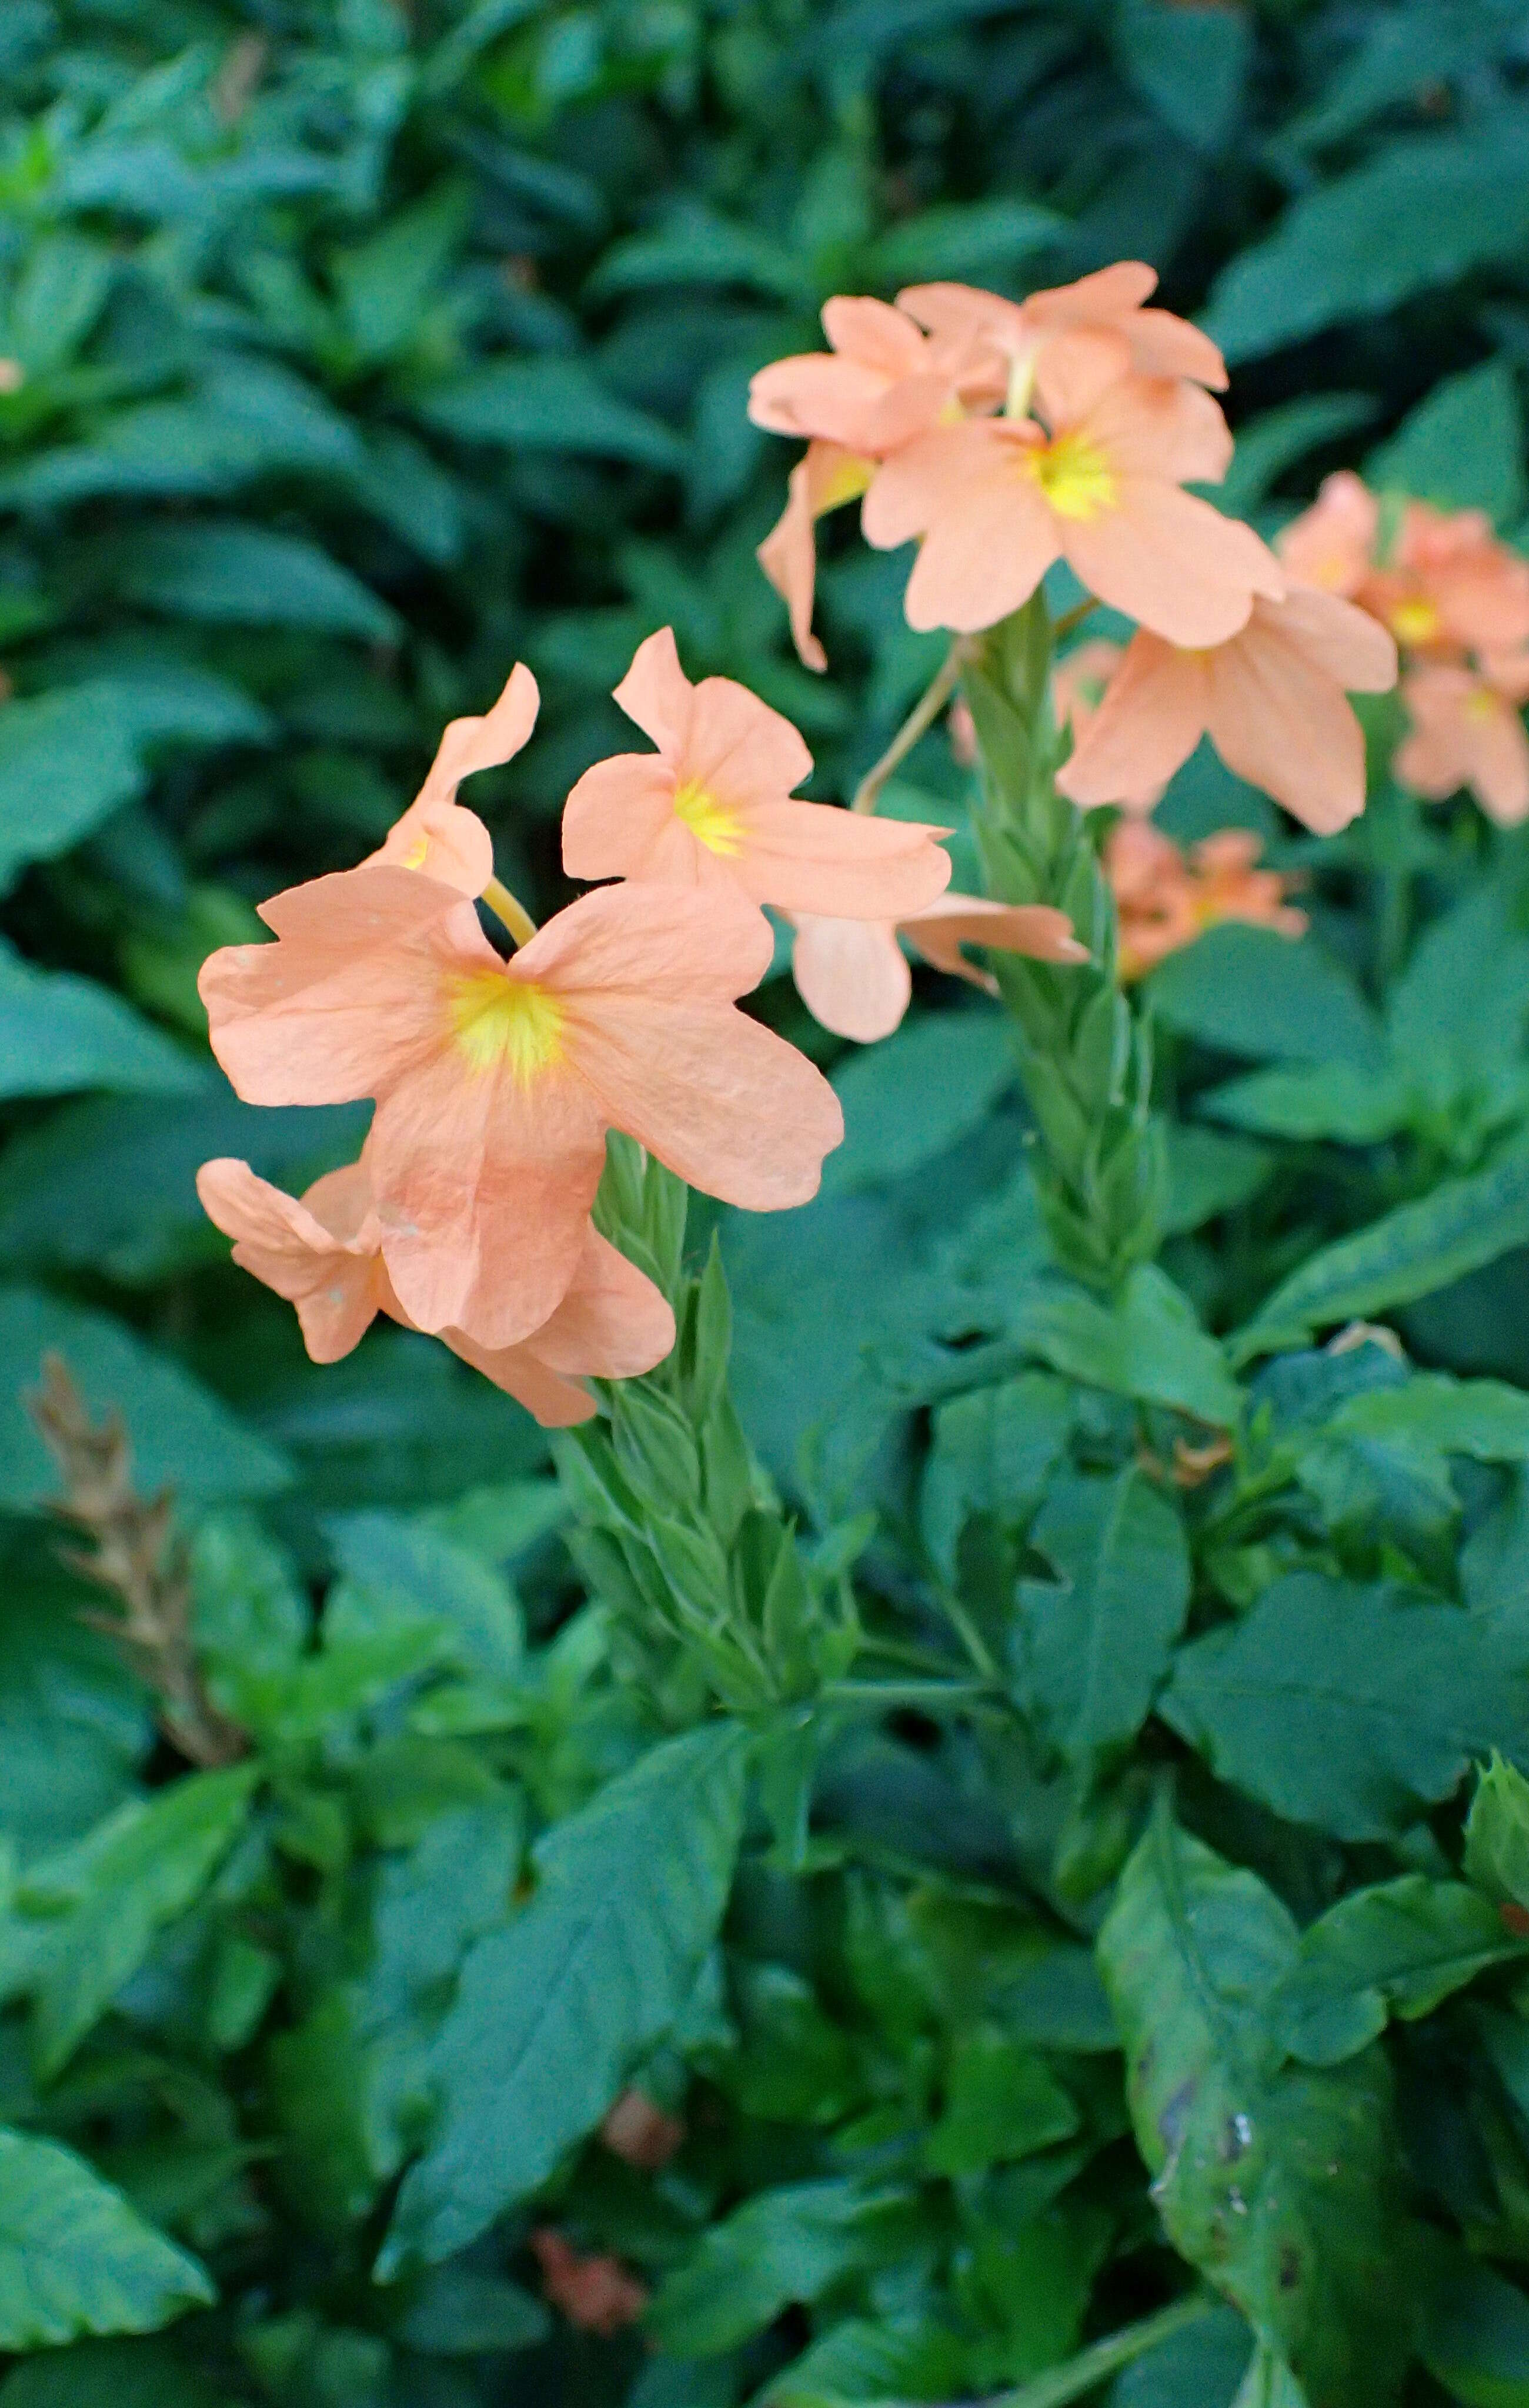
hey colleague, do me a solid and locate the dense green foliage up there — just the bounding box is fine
[9,1,1529,2403]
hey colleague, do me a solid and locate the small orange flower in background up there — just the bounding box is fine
[199,867,841,1351]
[861,339,1281,644]
[789,893,1087,1044]
[600,2088,685,2170]
[1058,588,1397,834]
[195,1158,675,1427]
[365,660,539,896]
[562,628,952,918]
[530,2230,647,2336]
[1278,472,1529,655]
[1108,822,1306,982]
[1394,660,1529,826]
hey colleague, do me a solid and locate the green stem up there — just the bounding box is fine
[962,593,1163,1290]
[852,640,965,814]
[977,2293,1220,2408]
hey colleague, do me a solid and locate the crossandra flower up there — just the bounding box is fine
[199,870,842,1350]
[1108,822,1306,982]
[1279,473,1529,656]
[562,628,952,917]
[747,294,993,453]
[1396,658,1529,825]
[789,892,1087,1044]
[896,262,1228,414]
[756,440,876,673]
[363,661,540,897]
[195,1158,675,1427]
[1057,587,1398,834]
[862,340,1282,644]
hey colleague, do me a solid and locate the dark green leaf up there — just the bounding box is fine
[416,360,685,470]
[1018,1466,1190,1759]
[380,1721,749,2269]
[1149,926,1383,1071]
[1271,1877,1524,2067]
[646,2178,902,2359]
[112,522,397,640]
[0,2129,212,2348]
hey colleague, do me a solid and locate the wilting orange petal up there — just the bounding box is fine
[195,1157,382,1362]
[903,892,1089,976]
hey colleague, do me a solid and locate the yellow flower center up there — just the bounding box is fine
[1027,430,1116,521]
[1465,687,1503,724]
[448,970,565,1082]
[673,777,743,857]
[400,833,431,870]
[1390,597,1441,646]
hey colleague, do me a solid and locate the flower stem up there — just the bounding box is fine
[851,640,966,814]
[963,592,1163,1290]
[482,875,538,949]
[976,2293,1220,2408]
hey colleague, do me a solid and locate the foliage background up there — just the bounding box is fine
[9,1,1529,2403]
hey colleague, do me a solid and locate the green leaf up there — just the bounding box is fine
[645,2178,902,2359]
[24,1766,258,2076]
[823,1012,1015,1196]
[1007,1266,1243,1430]
[1464,1754,1529,1911]
[921,1369,1073,1576]
[1018,1466,1190,1760]
[1149,925,1383,1071]
[1234,1139,1529,1362]
[0,2336,228,2407]
[1215,395,1378,517]
[1368,359,1526,526]
[862,195,1064,284]
[0,2128,212,2348]
[331,184,469,366]
[1203,131,1529,363]
[0,1092,368,1283]
[1161,1574,1514,1841]
[1271,1877,1525,2068]
[1163,1126,1273,1235]
[762,2313,967,2407]
[1098,1811,1411,2408]
[1328,1373,1529,1463]
[379,1721,749,2269]
[416,359,685,470]
[112,521,397,639]
[587,203,807,303]
[0,945,202,1101]
[393,2265,549,2355]
[1421,2255,1529,2408]
[0,1287,290,1507]
[922,2030,1080,2176]
[1114,0,1253,149]
[1203,1063,1410,1146]
[1112,2305,1254,2408]
[323,1510,523,1680]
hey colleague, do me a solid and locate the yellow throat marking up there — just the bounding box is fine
[1027,431,1116,522]
[1390,597,1441,647]
[673,777,744,857]
[449,970,565,1082]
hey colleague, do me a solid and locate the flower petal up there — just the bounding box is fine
[731,800,952,917]
[195,1157,380,1362]
[562,754,681,881]
[529,1227,676,1377]
[612,626,696,758]
[1057,633,1208,809]
[791,915,912,1042]
[903,893,1089,972]
[1206,624,1368,834]
[366,663,539,896]
[1063,483,1281,647]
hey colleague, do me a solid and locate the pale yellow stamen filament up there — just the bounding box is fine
[481,875,538,949]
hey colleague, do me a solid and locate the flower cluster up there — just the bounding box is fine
[751,268,1397,834]
[1106,822,1306,983]
[1279,470,1529,823]
[198,640,1076,1415]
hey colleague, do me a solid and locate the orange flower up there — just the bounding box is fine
[199,870,842,1349]
[1053,638,1165,814]
[789,892,1086,1043]
[195,1158,675,1426]
[862,342,1281,644]
[364,662,539,897]
[529,2231,647,2336]
[562,628,952,918]
[600,2089,684,2169]
[1395,660,1529,825]
[1276,471,1377,598]
[1058,588,1397,834]
[747,294,990,454]
[1278,473,1529,655]
[1108,822,1306,982]
[897,262,1228,410]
